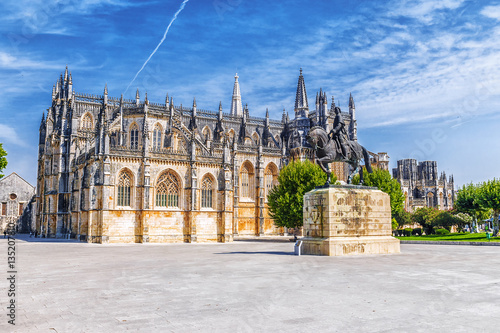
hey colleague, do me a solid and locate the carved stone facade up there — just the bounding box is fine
[392,159,455,212]
[36,67,384,243]
[0,173,35,233]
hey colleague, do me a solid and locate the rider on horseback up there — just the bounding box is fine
[328,106,349,160]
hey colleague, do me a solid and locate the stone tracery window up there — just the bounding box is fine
[202,126,211,143]
[264,164,278,200]
[201,175,214,209]
[130,123,139,149]
[252,132,259,145]
[156,171,180,208]
[240,162,254,200]
[81,113,93,131]
[153,124,162,150]
[117,170,132,207]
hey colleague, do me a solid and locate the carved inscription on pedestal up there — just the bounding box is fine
[304,194,325,237]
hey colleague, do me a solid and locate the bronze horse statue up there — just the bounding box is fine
[306,126,372,185]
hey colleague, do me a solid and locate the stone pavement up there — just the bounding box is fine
[1,235,500,332]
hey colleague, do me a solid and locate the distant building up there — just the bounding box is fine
[369,152,390,171]
[392,159,455,212]
[0,173,36,233]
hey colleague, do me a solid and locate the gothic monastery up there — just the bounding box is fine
[36,67,386,243]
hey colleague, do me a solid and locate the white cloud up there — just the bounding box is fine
[481,5,500,20]
[0,52,63,70]
[388,0,465,23]
[0,124,28,147]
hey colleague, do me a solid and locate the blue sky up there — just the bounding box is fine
[1,0,500,187]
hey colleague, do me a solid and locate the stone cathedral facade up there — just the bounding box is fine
[393,159,455,212]
[36,67,377,243]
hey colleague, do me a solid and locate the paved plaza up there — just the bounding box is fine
[2,236,500,332]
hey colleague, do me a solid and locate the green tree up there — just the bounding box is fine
[0,143,7,179]
[353,167,404,218]
[267,160,330,229]
[454,183,485,232]
[432,211,461,231]
[393,210,412,229]
[412,207,439,234]
[476,179,500,236]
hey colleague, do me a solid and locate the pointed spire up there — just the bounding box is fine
[189,97,197,130]
[349,93,355,109]
[294,68,308,116]
[330,96,336,111]
[120,94,123,104]
[52,84,56,99]
[64,65,68,82]
[40,112,45,129]
[102,84,108,105]
[165,93,169,106]
[57,74,63,95]
[282,108,287,123]
[230,73,243,116]
[266,108,269,118]
[69,72,72,84]
[169,97,174,117]
[145,92,149,105]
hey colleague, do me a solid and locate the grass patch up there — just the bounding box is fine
[395,232,500,242]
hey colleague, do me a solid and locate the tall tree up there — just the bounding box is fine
[477,179,500,236]
[454,183,485,232]
[0,143,7,179]
[353,167,404,218]
[267,160,330,229]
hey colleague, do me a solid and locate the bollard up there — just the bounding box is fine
[294,240,303,256]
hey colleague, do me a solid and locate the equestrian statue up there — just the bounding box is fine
[306,106,372,186]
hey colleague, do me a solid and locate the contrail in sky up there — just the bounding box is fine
[124,0,190,95]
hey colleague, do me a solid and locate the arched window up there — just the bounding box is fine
[264,164,278,199]
[156,171,180,208]
[228,129,235,143]
[201,175,214,209]
[153,124,162,151]
[130,123,139,149]
[202,126,211,143]
[81,113,93,131]
[252,132,259,145]
[117,170,132,207]
[427,192,434,208]
[240,162,254,200]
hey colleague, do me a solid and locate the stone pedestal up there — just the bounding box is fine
[302,185,400,256]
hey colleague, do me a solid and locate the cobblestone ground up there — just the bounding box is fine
[1,235,500,332]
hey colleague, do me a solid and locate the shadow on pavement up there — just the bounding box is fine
[214,251,294,256]
[0,233,80,243]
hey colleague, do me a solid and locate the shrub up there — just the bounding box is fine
[412,228,422,236]
[435,228,450,236]
[404,228,412,237]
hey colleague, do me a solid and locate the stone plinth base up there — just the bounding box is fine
[302,185,400,256]
[301,236,400,256]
